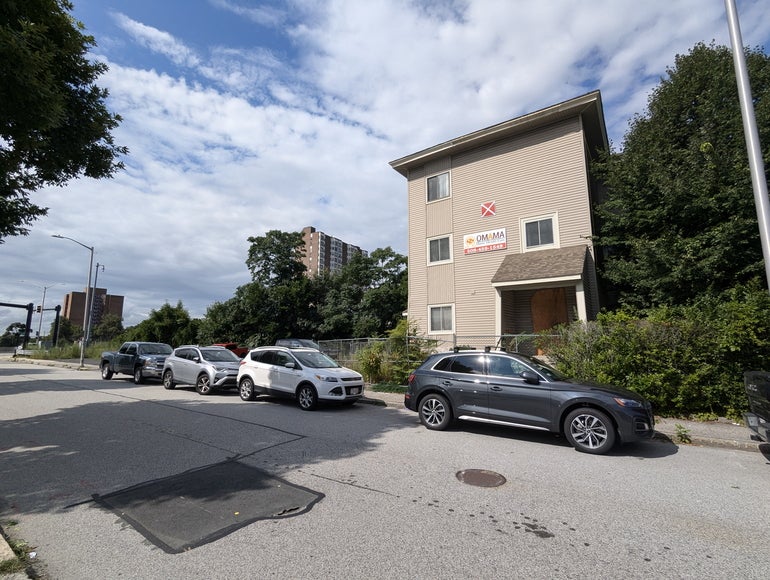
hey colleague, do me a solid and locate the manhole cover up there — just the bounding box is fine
[456,469,506,487]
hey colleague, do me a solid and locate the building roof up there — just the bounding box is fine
[389,91,607,177]
[491,245,589,285]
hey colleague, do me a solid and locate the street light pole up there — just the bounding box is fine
[18,281,62,344]
[52,234,94,368]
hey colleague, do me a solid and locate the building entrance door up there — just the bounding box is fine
[530,287,568,332]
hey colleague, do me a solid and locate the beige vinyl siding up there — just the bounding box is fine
[407,166,428,334]
[445,118,590,336]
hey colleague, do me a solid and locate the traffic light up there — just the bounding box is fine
[36,305,42,313]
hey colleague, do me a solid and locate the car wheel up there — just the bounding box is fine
[564,407,616,454]
[297,384,318,411]
[196,374,212,395]
[162,369,175,390]
[418,393,452,430]
[133,367,144,384]
[101,363,113,380]
[239,377,256,401]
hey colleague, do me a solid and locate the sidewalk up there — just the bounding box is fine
[361,389,764,452]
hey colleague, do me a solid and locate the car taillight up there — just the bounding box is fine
[239,360,246,366]
[408,373,416,384]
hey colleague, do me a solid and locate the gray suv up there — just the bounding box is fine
[405,350,654,454]
[162,345,241,395]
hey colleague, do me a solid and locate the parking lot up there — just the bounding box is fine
[1,360,769,579]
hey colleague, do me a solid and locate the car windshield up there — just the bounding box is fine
[139,344,173,355]
[292,350,339,369]
[200,349,240,363]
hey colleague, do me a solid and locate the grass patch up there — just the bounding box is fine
[0,528,31,575]
[368,383,407,393]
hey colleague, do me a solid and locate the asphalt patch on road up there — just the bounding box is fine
[94,460,324,553]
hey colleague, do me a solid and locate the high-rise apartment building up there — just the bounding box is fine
[301,226,368,276]
[62,288,124,331]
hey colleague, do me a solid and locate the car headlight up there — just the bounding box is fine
[614,397,643,408]
[315,375,338,382]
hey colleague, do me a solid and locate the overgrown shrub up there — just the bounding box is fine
[355,320,437,385]
[538,282,770,419]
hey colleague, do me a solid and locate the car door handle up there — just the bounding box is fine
[441,380,452,386]
[490,386,503,391]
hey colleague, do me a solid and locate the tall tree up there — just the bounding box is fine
[0,0,127,241]
[246,230,306,285]
[594,42,770,307]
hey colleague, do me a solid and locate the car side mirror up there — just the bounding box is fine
[284,362,295,369]
[521,371,540,385]
[192,356,200,363]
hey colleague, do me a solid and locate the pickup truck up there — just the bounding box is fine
[743,371,770,442]
[101,341,173,384]
[212,342,249,358]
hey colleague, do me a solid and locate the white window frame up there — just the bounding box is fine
[427,234,453,265]
[428,304,454,334]
[427,171,450,202]
[521,213,559,251]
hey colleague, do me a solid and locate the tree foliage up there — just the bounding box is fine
[539,281,770,418]
[122,301,198,345]
[246,230,307,285]
[594,42,770,306]
[92,313,123,342]
[200,232,408,347]
[0,0,127,241]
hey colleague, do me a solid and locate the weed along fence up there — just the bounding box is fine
[318,334,547,368]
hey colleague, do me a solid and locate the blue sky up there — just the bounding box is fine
[2,0,770,335]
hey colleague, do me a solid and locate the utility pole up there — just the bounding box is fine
[725,0,770,291]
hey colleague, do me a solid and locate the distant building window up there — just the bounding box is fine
[523,215,557,250]
[429,305,454,333]
[427,172,450,202]
[428,235,452,264]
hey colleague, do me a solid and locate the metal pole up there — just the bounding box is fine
[52,235,94,368]
[36,286,47,342]
[725,0,770,291]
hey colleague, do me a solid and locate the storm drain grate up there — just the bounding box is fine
[456,469,507,487]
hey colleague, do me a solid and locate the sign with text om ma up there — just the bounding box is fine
[463,228,507,255]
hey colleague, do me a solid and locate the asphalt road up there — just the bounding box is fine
[1,361,769,579]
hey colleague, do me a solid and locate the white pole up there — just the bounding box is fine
[725,0,770,291]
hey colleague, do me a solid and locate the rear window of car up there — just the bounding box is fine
[433,355,485,374]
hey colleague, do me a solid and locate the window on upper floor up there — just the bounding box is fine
[428,235,452,264]
[429,304,454,333]
[522,214,558,250]
[427,172,450,202]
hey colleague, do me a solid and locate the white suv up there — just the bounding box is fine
[237,346,364,410]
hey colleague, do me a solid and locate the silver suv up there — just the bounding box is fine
[162,345,241,395]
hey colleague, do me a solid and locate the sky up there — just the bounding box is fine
[2,0,770,336]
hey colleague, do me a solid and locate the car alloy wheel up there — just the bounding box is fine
[162,370,175,390]
[564,408,616,454]
[133,367,144,384]
[239,377,256,401]
[297,384,318,411]
[418,393,452,430]
[196,375,212,395]
[101,364,113,380]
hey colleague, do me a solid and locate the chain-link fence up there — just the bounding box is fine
[319,333,548,367]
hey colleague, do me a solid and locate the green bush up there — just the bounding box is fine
[538,281,770,419]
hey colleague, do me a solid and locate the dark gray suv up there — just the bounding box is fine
[405,350,654,454]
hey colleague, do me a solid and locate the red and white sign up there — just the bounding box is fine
[481,201,496,217]
[463,228,507,255]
